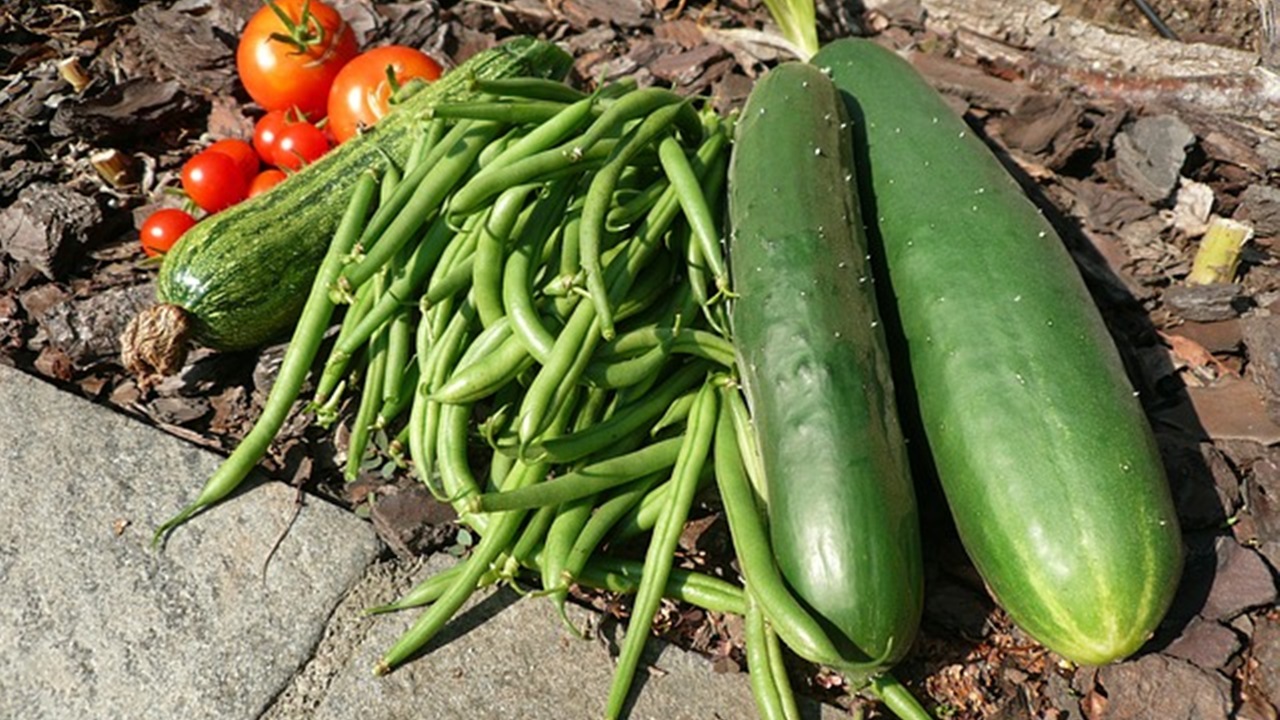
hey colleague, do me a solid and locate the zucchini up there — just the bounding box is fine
[727,62,923,667]
[122,37,572,377]
[812,38,1182,665]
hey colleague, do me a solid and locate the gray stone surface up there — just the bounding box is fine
[0,364,381,720]
[273,555,842,720]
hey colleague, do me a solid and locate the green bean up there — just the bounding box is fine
[337,213,456,358]
[657,134,728,295]
[540,494,596,626]
[376,359,419,430]
[344,275,389,481]
[746,597,789,720]
[509,504,557,571]
[513,298,601,449]
[597,325,737,367]
[581,344,669,390]
[580,103,689,341]
[765,622,803,720]
[487,438,516,494]
[469,76,588,103]
[436,401,484,512]
[336,120,472,285]
[502,181,573,363]
[313,277,377,408]
[417,298,476,487]
[375,389,577,675]
[649,390,696,436]
[428,99,569,124]
[561,471,664,587]
[723,385,769,506]
[419,117,447,162]
[605,176,668,231]
[570,555,747,616]
[473,185,534,327]
[537,379,614,615]
[362,562,470,615]
[549,212,583,318]
[537,360,708,463]
[712,386,846,666]
[514,113,725,450]
[609,461,715,542]
[604,381,717,720]
[867,676,935,720]
[378,308,414,418]
[609,245,676,325]
[380,163,403,203]
[343,120,501,291]
[404,122,431,173]
[447,138,618,218]
[469,95,596,178]
[431,331,533,405]
[473,436,683,513]
[153,170,379,546]
[565,87,695,161]
[374,460,533,675]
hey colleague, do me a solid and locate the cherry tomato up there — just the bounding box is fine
[273,121,330,170]
[181,150,248,213]
[235,0,358,119]
[247,168,287,197]
[206,138,260,182]
[140,208,197,257]
[252,110,291,165]
[327,46,443,144]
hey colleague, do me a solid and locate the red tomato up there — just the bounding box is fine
[181,150,248,213]
[140,208,197,257]
[247,168,287,197]
[235,0,358,119]
[206,138,260,182]
[327,46,443,144]
[273,121,330,170]
[252,110,291,165]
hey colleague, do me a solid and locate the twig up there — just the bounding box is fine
[261,484,306,582]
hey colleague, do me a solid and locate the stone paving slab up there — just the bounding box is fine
[268,555,842,720]
[0,365,381,720]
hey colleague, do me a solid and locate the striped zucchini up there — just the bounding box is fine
[813,38,1182,665]
[124,37,571,376]
[728,61,923,667]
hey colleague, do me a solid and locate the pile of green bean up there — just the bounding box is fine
[153,75,929,720]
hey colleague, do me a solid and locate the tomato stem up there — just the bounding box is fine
[264,0,331,56]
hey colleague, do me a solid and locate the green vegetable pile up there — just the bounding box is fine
[131,29,1185,720]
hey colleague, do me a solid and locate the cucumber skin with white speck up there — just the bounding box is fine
[813,38,1182,666]
[156,37,572,351]
[728,61,923,668]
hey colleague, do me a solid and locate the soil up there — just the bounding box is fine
[2,1,1278,718]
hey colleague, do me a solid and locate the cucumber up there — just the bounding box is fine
[812,38,1182,665]
[728,62,923,667]
[123,37,571,376]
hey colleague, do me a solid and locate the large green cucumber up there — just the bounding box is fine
[728,61,923,667]
[150,37,571,353]
[812,38,1182,665]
